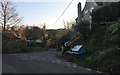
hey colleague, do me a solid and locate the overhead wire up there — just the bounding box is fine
[52,0,74,27]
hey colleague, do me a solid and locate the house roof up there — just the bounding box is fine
[82,2,98,13]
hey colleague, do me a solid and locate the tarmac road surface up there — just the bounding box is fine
[2,50,105,74]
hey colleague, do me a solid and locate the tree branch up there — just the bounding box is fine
[0,0,22,31]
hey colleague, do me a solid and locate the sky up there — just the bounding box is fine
[14,0,86,29]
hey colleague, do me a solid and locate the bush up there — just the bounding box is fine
[91,48,120,73]
[74,21,89,33]
[74,21,90,42]
[92,2,120,25]
[105,18,120,47]
[75,18,120,73]
[2,40,24,53]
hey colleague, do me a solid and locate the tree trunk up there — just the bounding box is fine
[3,15,6,31]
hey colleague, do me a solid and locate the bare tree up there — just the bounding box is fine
[0,0,22,31]
[63,20,75,29]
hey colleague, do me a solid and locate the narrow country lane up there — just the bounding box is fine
[2,50,103,74]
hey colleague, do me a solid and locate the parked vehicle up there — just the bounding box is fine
[67,45,86,55]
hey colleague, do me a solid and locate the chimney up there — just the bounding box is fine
[78,2,82,22]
